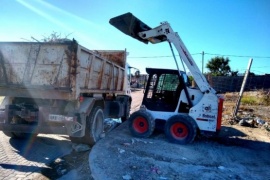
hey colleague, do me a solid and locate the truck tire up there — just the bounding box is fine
[3,131,38,139]
[129,110,155,138]
[116,95,131,122]
[70,106,104,146]
[165,115,197,145]
[3,131,37,139]
[2,131,16,138]
[121,101,131,122]
[13,132,38,139]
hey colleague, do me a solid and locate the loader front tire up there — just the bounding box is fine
[165,115,197,145]
[129,110,155,138]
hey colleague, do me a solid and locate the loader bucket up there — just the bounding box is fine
[109,12,152,44]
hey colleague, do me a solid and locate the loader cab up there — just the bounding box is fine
[142,68,190,112]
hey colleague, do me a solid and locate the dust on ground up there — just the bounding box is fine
[43,90,270,179]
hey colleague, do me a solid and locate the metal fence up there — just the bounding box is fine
[208,75,270,92]
[133,74,270,93]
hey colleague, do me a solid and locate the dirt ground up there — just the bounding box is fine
[43,89,270,179]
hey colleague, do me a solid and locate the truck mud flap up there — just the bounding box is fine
[67,97,97,137]
[65,113,86,137]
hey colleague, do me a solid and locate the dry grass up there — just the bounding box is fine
[222,90,270,123]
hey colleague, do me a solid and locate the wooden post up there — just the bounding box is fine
[233,58,253,118]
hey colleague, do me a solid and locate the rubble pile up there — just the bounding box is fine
[222,91,270,134]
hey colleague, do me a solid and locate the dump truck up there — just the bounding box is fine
[0,39,131,145]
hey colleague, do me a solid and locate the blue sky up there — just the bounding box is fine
[1,0,269,75]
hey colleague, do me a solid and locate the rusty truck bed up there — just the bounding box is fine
[0,40,126,100]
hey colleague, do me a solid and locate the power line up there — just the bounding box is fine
[252,66,270,69]
[129,53,201,58]
[129,52,270,59]
[204,53,270,59]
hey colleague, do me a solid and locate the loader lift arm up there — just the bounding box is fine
[110,12,215,94]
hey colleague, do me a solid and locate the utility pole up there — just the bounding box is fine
[202,51,204,74]
[233,58,253,119]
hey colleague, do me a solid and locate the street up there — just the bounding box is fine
[0,89,143,180]
[0,133,71,179]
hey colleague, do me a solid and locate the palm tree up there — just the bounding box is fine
[206,56,231,76]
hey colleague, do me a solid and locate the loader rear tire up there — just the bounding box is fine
[70,106,104,146]
[129,110,155,138]
[165,115,197,145]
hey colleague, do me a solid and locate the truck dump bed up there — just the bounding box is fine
[0,40,126,100]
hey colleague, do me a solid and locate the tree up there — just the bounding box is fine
[230,70,238,76]
[206,56,231,76]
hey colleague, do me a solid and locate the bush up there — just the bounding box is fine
[241,96,257,105]
[240,90,270,106]
[262,91,270,106]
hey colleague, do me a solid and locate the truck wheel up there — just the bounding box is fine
[129,110,155,138]
[116,95,131,123]
[2,131,16,138]
[121,101,131,122]
[88,106,104,143]
[70,106,104,146]
[165,115,197,145]
[3,131,37,139]
[13,132,38,139]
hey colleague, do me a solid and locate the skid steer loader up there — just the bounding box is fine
[109,13,223,144]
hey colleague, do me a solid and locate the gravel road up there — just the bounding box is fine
[1,90,270,180]
[90,90,270,180]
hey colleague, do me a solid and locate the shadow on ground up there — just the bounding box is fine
[198,126,270,150]
[4,135,72,179]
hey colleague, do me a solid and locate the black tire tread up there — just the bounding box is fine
[70,106,104,146]
[165,115,197,144]
[129,110,155,138]
[2,131,16,138]
[121,101,131,122]
[3,131,38,139]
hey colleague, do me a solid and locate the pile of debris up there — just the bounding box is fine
[222,91,270,134]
